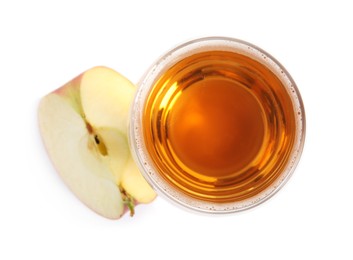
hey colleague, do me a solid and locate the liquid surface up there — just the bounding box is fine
[169,78,265,177]
[143,51,296,202]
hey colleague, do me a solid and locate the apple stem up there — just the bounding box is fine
[126,200,135,217]
[120,187,135,217]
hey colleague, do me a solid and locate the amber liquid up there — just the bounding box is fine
[143,51,296,203]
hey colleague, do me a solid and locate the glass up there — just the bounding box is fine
[129,37,305,214]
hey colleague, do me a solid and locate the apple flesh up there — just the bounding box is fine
[38,67,156,219]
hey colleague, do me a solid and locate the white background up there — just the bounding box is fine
[1,0,352,259]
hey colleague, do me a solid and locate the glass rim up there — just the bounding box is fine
[129,36,306,214]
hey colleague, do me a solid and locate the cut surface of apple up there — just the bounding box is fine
[38,67,156,219]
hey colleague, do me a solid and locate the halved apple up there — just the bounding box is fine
[38,67,156,219]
